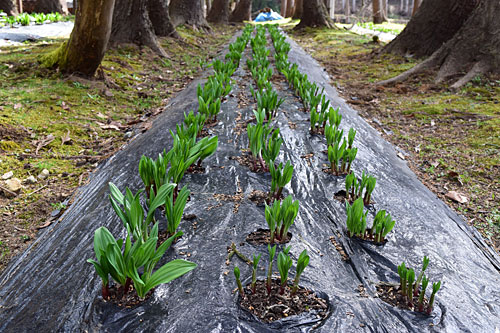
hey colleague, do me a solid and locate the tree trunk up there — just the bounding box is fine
[147,0,179,37]
[295,0,335,29]
[379,0,500,89]
[110,0,167,57]
[28,0,69,14]
[328,0,335,19]
[0,0,18,15]
[170,0,210,30]
[383,0,479,58]
[40,0,115,77]
[281,0,286,17]
[206,0,211,15]
[344,0,350,23]
[229,0,251,22]
[292,0,302,18]
[207,0,229,23]
[373,0,386,23]
[286,0,294,17]
[411,0,420,16]
[351,0,356,14]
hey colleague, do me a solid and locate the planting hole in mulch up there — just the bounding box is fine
[334,190,375,206]
[230,152,268,173]
[246,228,292,245]
[186,163,205,174]
[348,228,388,246]
[239,279,329,323]
[376,283,433,315]
[104,284,154,308]
[248,190,269,206]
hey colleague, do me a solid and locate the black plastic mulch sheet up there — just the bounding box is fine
[1,32,499,333]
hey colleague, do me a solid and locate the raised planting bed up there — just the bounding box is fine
[0,26,499,333]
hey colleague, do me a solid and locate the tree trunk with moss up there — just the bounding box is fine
[170,0,210,30]
[147,0,179,38]
[295,0,335,29]
[0,0,18,15]
[379,0,500,89]
[40,0,115,77]
[29,0,69,14]
[109,0,167,57]
[229,0,251,22]
[292,0,302,19]
[383,0,478,58]
[207,0,229,23]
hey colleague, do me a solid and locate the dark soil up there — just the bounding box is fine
[246,228,292,245]
[186,163,206,174]
[105,284,154,308]
[239,279,329,323]
[349,228,388,246]
[231,152,268,173]
[376,283,432,314]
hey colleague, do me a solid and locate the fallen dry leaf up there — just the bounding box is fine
[397,152,406,160]
[141,121,152,132]
[33,134,55,155]
[445,191,468,204]
[13,103,22,110]
[61,129,72,145]
[61,101,70,111]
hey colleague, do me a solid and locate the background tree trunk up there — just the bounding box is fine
[229,0,251,22]
[292,0,302,19]
[40,0,115,77]
[207,0,229,23]
[147,0,179,37]
[379,0,499,89]
[285,0,294,17]
[411,0,420,16]
[110,0,167,57]
[383,0,479,58]
[344,0,350,23]
[0,0,18,15]
[280,0,286,17]
[295,0,335,29]
[205,0,211,15]
[372,0,386,23]
[29,0,69,14]
[170,0,210,30]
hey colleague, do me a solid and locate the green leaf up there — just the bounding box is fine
[144,259,197,292]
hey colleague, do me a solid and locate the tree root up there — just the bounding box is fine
[449,61,491,90]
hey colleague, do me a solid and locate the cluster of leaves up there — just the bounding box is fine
[265,195,299,244]
[325,112,358,176]
[247,109,282,172]
[398,257,441,314]
[1,12,63,27]
[234,245,310,297]
[346,198,396,243]
[88,183,196,299]
[225,24,253,67]
[345,170,376,205]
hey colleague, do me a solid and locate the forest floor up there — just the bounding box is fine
[287,26,500,252]
[0,24,237,273]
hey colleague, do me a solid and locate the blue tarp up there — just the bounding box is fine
[254,10,284,22]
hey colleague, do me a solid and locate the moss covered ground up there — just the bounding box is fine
[288,26,500,252]
[0,24,237,272]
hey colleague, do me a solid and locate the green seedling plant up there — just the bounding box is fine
[269,161,293,201]
[277,246,292,294]
[395,258,442,314]
[109,182,175,242]
[371,210,395,243]
[345,197,368,238]
[234,266,245,298]
[88,226,196,299]
[328,139,346,175]
[414,256,430,296]
[291,250,310,295]
[138,152,167,199]
[345,171,376,204]
[265,196,299,243]
[184,110,206,137]
[418,276,429,312]
[427,281,441,314]
[261,128,282,170]
[255,88,284,121]
[251,254,262,294]
[165,185,190,237]
[266,244,277,295]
